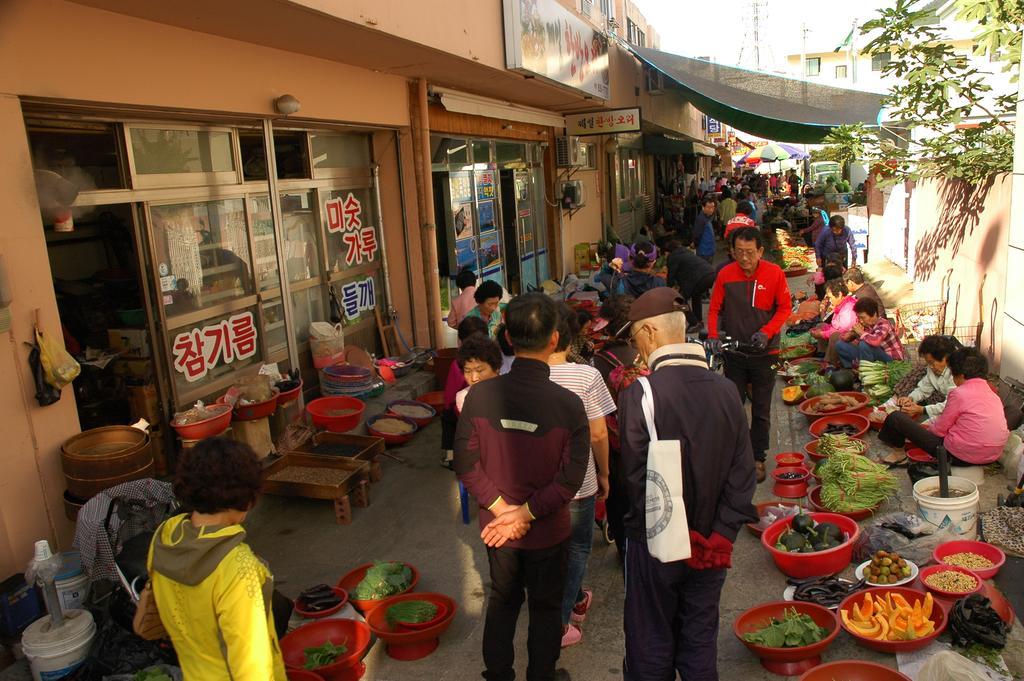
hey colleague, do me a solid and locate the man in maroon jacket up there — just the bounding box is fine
[455,293,591,681]
[619,287,757,680]
[707,227,792,482]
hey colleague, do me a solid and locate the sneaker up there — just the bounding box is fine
[570,589,593,625]
[560,624,583,648]
[755,461,767,483]
[440,450,454,470]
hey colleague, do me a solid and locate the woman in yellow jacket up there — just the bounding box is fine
[148,438,287,680]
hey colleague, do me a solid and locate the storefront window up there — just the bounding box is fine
[249,195,280,291]
[310,133,371,173]
[322,187,377,276]
[472,141,493,165]
[280,191,321,284]
[130,128,235,175]
[431,136,468,166]
[167,305,262,398]
[27,119,126,190]
[290,286,325,344]
[262,298,288,356]
[150,198,254,320]
[495,142,526,165]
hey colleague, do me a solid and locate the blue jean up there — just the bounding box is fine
[561,495,596,625]
[836,340,891,368]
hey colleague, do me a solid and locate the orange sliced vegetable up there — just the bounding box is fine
[891,593,911,610]
[874,613,889,640]
[922,593,934,619]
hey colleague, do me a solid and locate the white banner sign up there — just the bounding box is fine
[503,0,610,100]
[565,108,641,136]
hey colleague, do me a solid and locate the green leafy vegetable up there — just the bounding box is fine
[743,608,828,648]
[352,561,413,600]
[818,449,899,512]
[386,600,439,627]
[303,640,348,670]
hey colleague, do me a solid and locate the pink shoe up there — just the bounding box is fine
[570,589,593,625]
[561,623,583,648]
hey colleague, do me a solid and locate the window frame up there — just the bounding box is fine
[871,51,891,72]
[125,124,241,189]
[805,57,821,77]
[835,64,848,79]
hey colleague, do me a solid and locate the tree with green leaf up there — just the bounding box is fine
[825,0,1021,185]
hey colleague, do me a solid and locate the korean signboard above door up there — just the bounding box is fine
[503,0,610,99]
[565,108,641,136]
[324,191,379,267]
[171,311,258,383]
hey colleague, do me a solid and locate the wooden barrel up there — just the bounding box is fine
[61,426,153,496]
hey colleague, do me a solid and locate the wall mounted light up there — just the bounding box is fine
[274,95,301,116]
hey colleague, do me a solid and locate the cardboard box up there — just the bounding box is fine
[108,328,150,358]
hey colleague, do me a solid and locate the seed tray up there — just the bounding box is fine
[283,432,384,483]
[262,453,372,524]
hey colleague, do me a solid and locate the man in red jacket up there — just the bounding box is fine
[707,227,792,482]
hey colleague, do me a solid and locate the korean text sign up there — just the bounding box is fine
[565,108,641,136]
[325,192,379,266]
[172,311,258,383]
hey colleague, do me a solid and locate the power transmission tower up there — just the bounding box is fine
[737,0,775,70]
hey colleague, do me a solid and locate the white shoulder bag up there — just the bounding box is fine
[637,376,691,562]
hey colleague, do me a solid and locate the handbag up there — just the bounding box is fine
[637,377,691,563]
[132,580,168,641]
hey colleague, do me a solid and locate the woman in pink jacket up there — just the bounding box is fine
[811,280,858,365]
[879,347,1009,465]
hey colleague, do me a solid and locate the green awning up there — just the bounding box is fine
[644,135,716,157]
[632,46,886,143]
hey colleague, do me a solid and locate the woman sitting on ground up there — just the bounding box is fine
[148,438,288,680]
[835,298,905,368]
[810,279,857,366]
[878,348,1009,465]
[613,241,665,297]
[895,335,959,420]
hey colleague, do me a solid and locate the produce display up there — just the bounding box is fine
[754,504,803,532]
[773,511,847,553]
[817,434,867,458]
[780,345,814,360]
[862,551,913,585]
[352,562,413,600]
[371,417,416,435]
[859,360,913,404]
[742,608,829,648]
[940,552,995,570]
[791,576,864,608]
[390,403,434,420]
[950,595,1008,649]
[266,467,352,486]
[303,640,348,670]
[828,369,857,392]
[297,584,344,613]
[817,450,898,513]
[805,393,862,414]
[923,569,979,593]
[386,599,439,627]
[841,591,936,641]
[782,386,805,403]
[775,229,816,270]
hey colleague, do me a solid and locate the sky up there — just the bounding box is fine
[631,0,895,74]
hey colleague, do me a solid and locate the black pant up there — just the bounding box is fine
[623,540,727,681]
[441,406,457,450]
[723,353,776,460]
[686,273,717,325]
[483,541,568,681]
[878,412,973,465]
[606,447,628,562]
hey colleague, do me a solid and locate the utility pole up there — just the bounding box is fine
[849,18,858,85]
[799,22,808,80]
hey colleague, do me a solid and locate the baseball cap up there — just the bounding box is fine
[616,287,690,336]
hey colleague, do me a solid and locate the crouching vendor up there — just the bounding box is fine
[617,288,757,680]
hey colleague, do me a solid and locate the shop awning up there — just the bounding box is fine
[644,135,717,157]
[632,46,886,143]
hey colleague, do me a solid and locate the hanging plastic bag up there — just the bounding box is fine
[917,650,1002,681]
[36,326,80,390]
[28,341,61,406]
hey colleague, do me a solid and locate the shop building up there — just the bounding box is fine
[0,0,711,575]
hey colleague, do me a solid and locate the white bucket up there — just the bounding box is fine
[54,552,89,613]
[22,609,95,681]
[913,475,980,539]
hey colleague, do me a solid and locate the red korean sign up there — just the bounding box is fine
[171,311,258,383]
[325,192,379,266]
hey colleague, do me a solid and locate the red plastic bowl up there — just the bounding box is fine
[294,587,349,620]
[807,485,880,521]
[171,403,232,440]
[918,564,984,600]
[775,452,806,467]
[366,414,419,446]
[287,671,326,681]
[780,359,825,378]
[277,379,304,406]
[838,587,947,653]
[804,437,866,463]
[746,501,805,538]
[365,593,457,661]
[219,388,279,421]
[337,562,420,613]
[799,392,870,420]
[780,344,817,361]
[416,391,445,413]
[390,600,451,631]
[772,466,810,499]
[906,447,936,463]
[733,600,840,676]
[385,400,437,427]
[280,618,372,681]
[761,512,860,578]
[808,413,870,440]
[798,661,911,681]
[307,397,366,433]
[932,540,1005,579]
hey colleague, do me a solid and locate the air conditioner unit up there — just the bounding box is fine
[555,136,584,167]
[645,67,665,95]
[561,180,586,210]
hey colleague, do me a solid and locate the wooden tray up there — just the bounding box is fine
[283,432,384,483]
[262,453,371,524]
